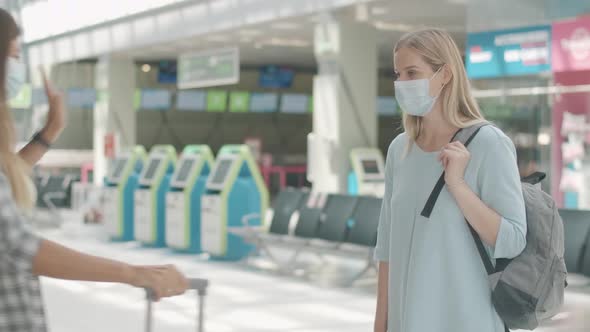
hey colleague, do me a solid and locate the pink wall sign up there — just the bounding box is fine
[552,72,590,208]
[552,16,590,72]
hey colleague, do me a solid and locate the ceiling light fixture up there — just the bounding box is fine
[310,12,336,25]
[260,37,310,48]
[141,64,151,73]
[206,35,231,42]
[374,21,414,32]
[371,6,389,15]
[355,3,369,22]
[271,22,300,30]
[239,29,262,36]
[537,132,551,146]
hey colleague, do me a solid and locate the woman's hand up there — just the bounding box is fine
[129,265,189,301]
[438,141,471,188]
[40,68,67,143]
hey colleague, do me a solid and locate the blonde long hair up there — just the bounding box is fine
[1,9,34,209]
[394,29,485,147]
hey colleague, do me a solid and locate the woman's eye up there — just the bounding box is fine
[408,71,416,78]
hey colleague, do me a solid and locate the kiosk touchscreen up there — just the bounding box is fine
[165,145,214,253]
[134,145,177,247]
[348,148,385,197]
[103,146,146,241]
[201,145,269,260]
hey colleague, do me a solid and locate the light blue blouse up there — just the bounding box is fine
[375,126,527,332]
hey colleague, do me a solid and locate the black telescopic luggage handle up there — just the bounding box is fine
[144,278,209,332]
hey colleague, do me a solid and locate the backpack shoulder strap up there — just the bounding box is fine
[420,122,490,218]
[522,171,546,185]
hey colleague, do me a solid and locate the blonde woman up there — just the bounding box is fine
[374,29,527,332]
[0,9,188,331]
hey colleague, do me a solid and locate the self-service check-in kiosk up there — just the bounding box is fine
[348,148,385,197]
[103,146,147,241]
[134,145,177,247]
[201,145,269,260]
[165,145,214,253]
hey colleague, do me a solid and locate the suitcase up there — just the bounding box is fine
[144,278,209,332]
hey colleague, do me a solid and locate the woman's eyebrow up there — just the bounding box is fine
[402,65,419,71]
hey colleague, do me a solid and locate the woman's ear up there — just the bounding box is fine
[442,64,452,85]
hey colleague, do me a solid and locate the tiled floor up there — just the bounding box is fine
[39,222,590,332]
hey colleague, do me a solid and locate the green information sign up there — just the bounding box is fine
[9,84,32,109]
[133,89,141,110]
[229,92,250,113]
[207,90,228,112]
[178,48,240,89]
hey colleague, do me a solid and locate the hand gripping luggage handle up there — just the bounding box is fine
[144,278,209,300]
[144,278,209,332]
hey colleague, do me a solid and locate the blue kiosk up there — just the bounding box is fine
[134,145,177,247]
[201,145,269,260]
[103,146,147,241]
[165,145,214,253]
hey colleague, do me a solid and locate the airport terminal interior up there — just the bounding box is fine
[2,0,590,331]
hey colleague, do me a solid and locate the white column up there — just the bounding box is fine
[94,56,136,185]
[309,18,377,194]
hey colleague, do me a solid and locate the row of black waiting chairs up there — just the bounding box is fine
[237,190,590,285]
[33,173,77,210]
[268,189,381,247]
[561,209,590,280]
[233,188,382,283]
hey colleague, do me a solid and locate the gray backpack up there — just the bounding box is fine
[422,123,567,331]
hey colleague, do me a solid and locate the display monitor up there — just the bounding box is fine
[141,158,162,185]
[207,156,237,190]
[250,93,278,113]
[259,65,294,88]
[176,159,195,182]
[177,90,206,111]
[280,94,309,114]
[361,159,380,175]
[171,156,200,188]
[67,88,97,109]
[351,150,385,183]
[140,89,171,110]
[110,158,128,182]
[158,60,177,84]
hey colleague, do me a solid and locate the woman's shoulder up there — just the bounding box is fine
[474,124,512,145]
[470,124,516,158]
[386,132,408,158]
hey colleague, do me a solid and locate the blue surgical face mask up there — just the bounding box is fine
[394,67,443,117]
[6,57,26,100]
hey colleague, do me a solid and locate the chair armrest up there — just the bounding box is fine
[241,213,262,227]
